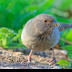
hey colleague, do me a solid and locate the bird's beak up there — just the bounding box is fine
[52,23,60,27]
[51,20,60,27]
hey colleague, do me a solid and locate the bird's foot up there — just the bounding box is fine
[22,57,35,67]
[23,50,34,63]
[23,57,35,64]
[23,56,32,63]
[48,57,57,66]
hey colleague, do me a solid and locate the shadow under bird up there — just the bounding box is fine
[21,14,72,65]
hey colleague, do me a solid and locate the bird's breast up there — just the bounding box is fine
[33,27,60,51]
[21,27,60,51]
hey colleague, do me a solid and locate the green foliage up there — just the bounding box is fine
[0,27,25,49]
[57,59,70,65]
[0,0,72,69]
[61,45,72,60]
[57,45,72,69]
[60,28,72,47]
[0,0,72,48]
[0,0,72,32]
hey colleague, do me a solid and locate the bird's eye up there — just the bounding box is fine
[43,20,47,23]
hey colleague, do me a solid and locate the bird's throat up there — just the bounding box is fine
[38,27,53,38]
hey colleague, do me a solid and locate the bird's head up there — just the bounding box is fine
[33,14,60,35]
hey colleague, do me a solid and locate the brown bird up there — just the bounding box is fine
[21,14,72,65]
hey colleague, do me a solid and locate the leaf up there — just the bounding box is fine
[12,29,22,41]
[60,40,65,46]
[2,37,7,46]
[61,45,72,60]
[61,45,72,51]
[0,27,16,37]
[57,59,70,66]
[60,29,72,47]
[66,29,72,42]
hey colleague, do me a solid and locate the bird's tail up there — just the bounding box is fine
[58,22,72,32]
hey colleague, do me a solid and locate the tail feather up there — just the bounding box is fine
[58,22,72,32]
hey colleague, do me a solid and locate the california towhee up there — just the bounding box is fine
[21,14,72,65]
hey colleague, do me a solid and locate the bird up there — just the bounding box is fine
[21,14,72,65]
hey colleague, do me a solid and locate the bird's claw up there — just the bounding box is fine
[49,57,57,66]
[23,57,35,64]
[23,57,32,63]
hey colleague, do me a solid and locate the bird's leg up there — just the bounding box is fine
[28,50,33,62]
[23,50,33,63]
[49,48,57,65]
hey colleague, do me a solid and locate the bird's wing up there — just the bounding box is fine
[58,22,72,32]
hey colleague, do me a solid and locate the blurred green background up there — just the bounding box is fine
[0,0,72,50]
